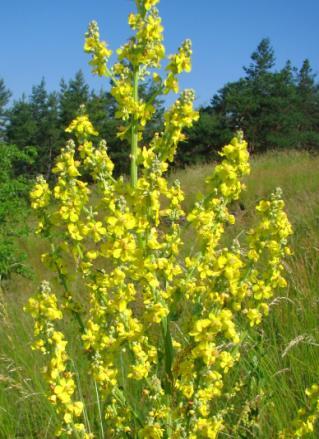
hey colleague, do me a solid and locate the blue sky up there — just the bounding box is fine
[1,0,318,106]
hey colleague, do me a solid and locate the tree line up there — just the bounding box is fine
[1,38,319,178]
[178,38,319,166]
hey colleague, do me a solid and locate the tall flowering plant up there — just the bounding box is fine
[26,0,292,437]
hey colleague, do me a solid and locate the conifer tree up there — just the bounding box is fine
[6,95,37,155]
[0,78,12,140]
[188,39,319,157]
[59,70,90,128]
[244,37,275,79]
[295,59,319,149]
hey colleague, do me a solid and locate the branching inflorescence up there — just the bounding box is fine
[26,0,293,437]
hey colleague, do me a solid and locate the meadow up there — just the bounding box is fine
[1,149,319,438]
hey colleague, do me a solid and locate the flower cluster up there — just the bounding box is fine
[84,21,112,77]
[65,113,99,140]
[165,39,193,93]
[25,282,90,437]
[124,5,165,68]
[26,0,293,437]
[279,384,319,438]
[30,175,50,210]
[243,188,292,326]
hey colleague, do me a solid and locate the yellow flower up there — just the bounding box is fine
[68,401,84,417]
[144,0,160,11]
[68,223,83,241]
[54,377,75,404]
[139,423,164,438]
[30,176,50,209]
[66,115,99,137]
[84,21,112,77]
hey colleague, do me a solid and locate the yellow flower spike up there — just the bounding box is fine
[30,175,51,209]
[25,281,89,436]
[26,0,293,437]
[84,21,112,77]
[167,39,193,75]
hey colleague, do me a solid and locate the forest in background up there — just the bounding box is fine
[1,38,319,178]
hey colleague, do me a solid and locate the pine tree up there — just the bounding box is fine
[6,81,61,176]
[0,79,12,140]
[244,38,275,79]
[59,70,90,128]
[178,107,228,165]
[6,95,37,153]
[187,38,319,157]
[30,79,61,175]
[295,60,319,149]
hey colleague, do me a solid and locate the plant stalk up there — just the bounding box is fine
[130,70,139,188]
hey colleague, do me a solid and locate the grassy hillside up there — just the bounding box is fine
[1,150,319,437]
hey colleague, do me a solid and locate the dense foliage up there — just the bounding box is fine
[0,142,34,281]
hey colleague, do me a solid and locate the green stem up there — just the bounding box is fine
[94,379,105,439]
[50,243,85,333]
[55,263,85,333]
[161,315,174,394]
[131,70,139,188]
